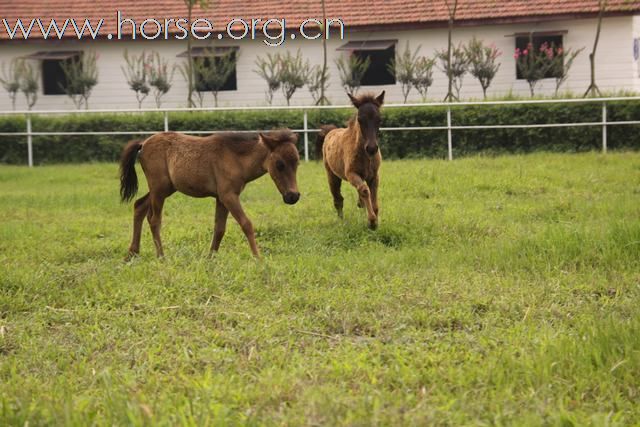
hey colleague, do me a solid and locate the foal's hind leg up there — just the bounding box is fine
[148,193,168,258]
[127,193,150,258]
[325,168,344,218]
[210,198,229,254]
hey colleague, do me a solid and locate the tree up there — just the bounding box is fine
[0,59,21,110]
[335,54,370,94]
[279,50,310,106]
[317,0,330,105]
[19,61,39,110]
[255,53,282,105]
[184,0,210,107]
[465,37,501,99]
[193,49,237,107]
[148,52,175,108]
[437,43,468,100]
[443,0,459,101]
[122,50,151,109]
[584,0,607,97]
[514,39,555,96]
[388,41,420,103]
[550,46,584,96]
[59,52,99,109]
[412,56,437,101]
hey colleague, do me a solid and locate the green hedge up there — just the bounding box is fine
[0,101,638,164]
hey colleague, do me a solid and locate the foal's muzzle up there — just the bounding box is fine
[366,145,379,156]
[283,192,300,205]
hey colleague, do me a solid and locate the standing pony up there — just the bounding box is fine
[320,91,384,229]
[119,129,300,258]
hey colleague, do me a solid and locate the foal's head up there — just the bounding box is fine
[259,130,301,205]
[348,91,385,156]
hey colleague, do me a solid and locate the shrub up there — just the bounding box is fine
[0,101,638,164]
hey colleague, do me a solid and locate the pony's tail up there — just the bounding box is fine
[315,124,337,161]
[119,139,143,203]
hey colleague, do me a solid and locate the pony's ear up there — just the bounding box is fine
[376,90,385,105]
[347,93,361,108]
[259,133,278,151]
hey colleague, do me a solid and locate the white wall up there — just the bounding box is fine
[0,15,635,111]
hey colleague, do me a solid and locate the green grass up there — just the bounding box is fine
[1,152,639,426]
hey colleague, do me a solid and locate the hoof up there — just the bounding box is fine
[337,210,344,219]
[368,220,378,230]
[124,251,139,262]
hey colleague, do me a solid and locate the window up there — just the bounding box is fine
[514,33,564,79]
[22,51,82,95]
[337,40,397,86]
[178,47,238,92]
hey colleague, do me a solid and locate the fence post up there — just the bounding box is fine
[26,114,33,167]
[164,111,169,132]
[303,110,309,162]
[447,106,453,161]
[602,102,607,154]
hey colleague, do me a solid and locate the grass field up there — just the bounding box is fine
[1,152,639,426]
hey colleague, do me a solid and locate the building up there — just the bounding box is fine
[1,0,639,110]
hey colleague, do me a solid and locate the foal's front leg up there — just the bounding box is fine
[368,175,380,217]
[346,171,377,230]
[210,198,229,253]
[220,193,260,257]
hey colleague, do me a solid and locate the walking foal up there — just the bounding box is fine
[320,91,384,229]
[119,130,300,258]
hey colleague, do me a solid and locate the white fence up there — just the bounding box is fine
[1,96,639,167]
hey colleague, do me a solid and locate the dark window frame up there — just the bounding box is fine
[42,52,83,96]
[354,45,396,86]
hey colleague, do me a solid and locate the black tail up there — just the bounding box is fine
[119,139,143,203]
[315,125,337,161]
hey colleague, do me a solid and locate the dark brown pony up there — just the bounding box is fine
[119,129,300,258]
[319,91,384,229]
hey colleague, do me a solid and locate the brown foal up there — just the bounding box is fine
[119,129,300,258]
[320,91,385,229]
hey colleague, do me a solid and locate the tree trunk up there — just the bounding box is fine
[319,0,329,105]
[584,0,606,97]
[187,5,194,107]
[444,0,458,102]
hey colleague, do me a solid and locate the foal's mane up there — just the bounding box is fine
[212,129,297,155]
[212,132,259,155]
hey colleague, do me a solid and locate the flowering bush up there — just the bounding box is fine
[436,43,469,100]
[59,52,99,110]
[465,38,501,99]
[515,42,553,96]
[412,56,437,101]
[148,52,174,108]
[515,41,582,96]
[122,50,151,109]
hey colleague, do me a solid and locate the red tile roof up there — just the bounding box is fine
[1,0,638,40]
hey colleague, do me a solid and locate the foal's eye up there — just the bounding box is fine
[276,160,285,171]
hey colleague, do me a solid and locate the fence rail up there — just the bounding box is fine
[1,96,639,167]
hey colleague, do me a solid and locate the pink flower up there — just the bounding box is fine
[556,47,563,55]
[514,53,519,59]
[523,49,528,55]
